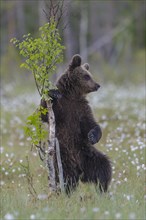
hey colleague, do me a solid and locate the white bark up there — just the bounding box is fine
[55,138,64,193]
[45,100,64,193]
[46,100,56,192]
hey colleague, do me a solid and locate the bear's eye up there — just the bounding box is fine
[84,74,91,81]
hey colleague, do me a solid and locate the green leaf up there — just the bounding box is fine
[11,19,65,145]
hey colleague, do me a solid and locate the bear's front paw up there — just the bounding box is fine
[49,89,62,99]
[88,129,98,145]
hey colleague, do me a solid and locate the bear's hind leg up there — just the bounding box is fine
[81,147,112,193]
[64,176,79,195]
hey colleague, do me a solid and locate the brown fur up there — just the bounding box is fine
[41,55,112,194]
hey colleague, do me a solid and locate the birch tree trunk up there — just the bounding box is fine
[45,99,64,193]
[46,100,57,192]
[55,138,64,193]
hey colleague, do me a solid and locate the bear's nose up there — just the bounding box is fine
[95,83,100,90]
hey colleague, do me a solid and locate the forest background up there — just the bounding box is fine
[1,0,145,84]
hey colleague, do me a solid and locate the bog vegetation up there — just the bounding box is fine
[1,78,145,219]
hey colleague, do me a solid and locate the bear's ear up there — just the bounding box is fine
[69,54,82,70]
[83,63,89,70]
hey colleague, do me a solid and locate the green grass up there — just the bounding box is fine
[1,79,145,220]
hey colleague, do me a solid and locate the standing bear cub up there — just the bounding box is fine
[41,54,112,194]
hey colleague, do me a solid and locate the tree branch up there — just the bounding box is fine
[33,70,41,96]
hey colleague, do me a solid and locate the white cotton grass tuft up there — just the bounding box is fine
[30,214,36,220]
[129,212,136,220]
[37,194,48,200]
[92,207,99,212]
[4,213,15,220]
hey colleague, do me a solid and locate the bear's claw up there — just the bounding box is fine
[49,89,62,99]
[88,129,98,145]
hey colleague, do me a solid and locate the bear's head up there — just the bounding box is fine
[57,54,100,97]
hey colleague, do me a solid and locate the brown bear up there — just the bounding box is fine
[41,54,112,194]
